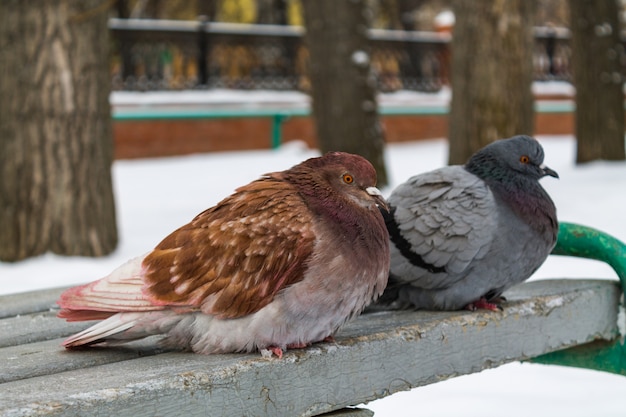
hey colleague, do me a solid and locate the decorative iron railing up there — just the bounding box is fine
[109,18,572,92]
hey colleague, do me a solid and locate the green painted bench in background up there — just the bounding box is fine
[1,222,624,416]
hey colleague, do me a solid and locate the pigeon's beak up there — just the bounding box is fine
[541,164,559,179]
[366,186,389,212]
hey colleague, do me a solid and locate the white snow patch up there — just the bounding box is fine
[544,297,565,309]
[351,50,370,67]
[434,10,455,28]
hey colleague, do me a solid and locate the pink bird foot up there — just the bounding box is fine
[465,297,503,312]
[265,346,285,359]
[263,342,312,359]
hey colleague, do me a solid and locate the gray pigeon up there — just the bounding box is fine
[376,135,558,311]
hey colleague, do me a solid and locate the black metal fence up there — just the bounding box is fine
[533,26,572,82]
[109,18,572,93]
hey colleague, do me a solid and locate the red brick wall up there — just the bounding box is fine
[113,112,576,160]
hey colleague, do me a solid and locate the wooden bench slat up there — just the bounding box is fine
[0,287,68,319]
[0,338,166,384]
[0,279,620,417]
[0,311,89,348]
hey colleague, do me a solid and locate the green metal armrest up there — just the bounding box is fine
[531,222,626,376]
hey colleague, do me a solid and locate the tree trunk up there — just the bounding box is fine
[448,0,536,165]
[302,0,389,187]
[0,0,118,262]
[570,0,625,163]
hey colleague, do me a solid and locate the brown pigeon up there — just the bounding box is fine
[58,152,390,358]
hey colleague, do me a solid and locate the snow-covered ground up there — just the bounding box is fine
[1,133,625,415]
[110,81,574,112]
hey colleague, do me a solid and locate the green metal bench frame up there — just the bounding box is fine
[531,222,626,375]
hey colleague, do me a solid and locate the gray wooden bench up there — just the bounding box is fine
[1,222,624,417]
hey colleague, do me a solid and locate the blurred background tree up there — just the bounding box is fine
[447,0,536,165]
[570,0,625,163]
[302,0,389,187]
[0,0,118,262]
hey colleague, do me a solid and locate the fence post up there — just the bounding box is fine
[545,25,557,78]
[271,114,286,149]
[197,15,209,87]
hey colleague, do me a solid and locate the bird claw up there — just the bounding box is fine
[465,297,503,312]
[261,342,312,359]
[260,346,285,359]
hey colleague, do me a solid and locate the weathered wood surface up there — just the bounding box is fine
[0,279,621,417]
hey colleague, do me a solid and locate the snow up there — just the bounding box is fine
[531,80,575,97]
[111,89,312,110]
[110,87,455,110]
[110,82,576,114]
[2,88,626,415]
[351,50,370,67]
[434,10,455,28]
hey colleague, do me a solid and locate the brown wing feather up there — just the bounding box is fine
[142,176,316,319]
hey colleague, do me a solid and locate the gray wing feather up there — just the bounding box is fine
[389,166,497,289]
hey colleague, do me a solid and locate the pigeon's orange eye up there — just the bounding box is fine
[520,155,530,164]
[343,174,354,184]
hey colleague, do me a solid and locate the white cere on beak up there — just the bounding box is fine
[366,186,382,197]
[366,186,389,211]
